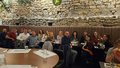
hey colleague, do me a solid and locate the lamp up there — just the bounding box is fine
[53,0,62,6]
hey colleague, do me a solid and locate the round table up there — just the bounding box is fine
[1,48,59,68]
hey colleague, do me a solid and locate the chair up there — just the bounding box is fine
[53,49,64,68]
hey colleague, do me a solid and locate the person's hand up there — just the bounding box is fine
[35,42,38,46]
[89,51,94,56]
[11,38,15,41]
[70,43,72,48]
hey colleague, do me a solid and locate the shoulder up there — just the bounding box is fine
[44,41,52,44]
[27,33,30,36]
[107,47,114,54]
[108,47,114,51]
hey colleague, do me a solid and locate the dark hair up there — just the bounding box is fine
[106,34,110,40]
[72,31,78,37]
[39,30,44,34]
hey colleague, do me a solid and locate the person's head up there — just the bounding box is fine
[86,35,91,42]
[83,31,88,36]
[2,28,7,33]
[72,31,78,37]
[39,30,44,34]
[31,31,36,36]
[65,31,70,37]
[28,29,32,33]
[103,34,109,41]
[58,31,63,36]
[23,28,28,34]
[93,31,98,37]
[49,32,54,37]
[20,28,24,33]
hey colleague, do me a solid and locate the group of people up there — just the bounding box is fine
[0,28,112,50]
[0,28,120,66]
[0,28,53,49]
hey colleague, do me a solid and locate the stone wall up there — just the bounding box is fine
[0,0,120,26]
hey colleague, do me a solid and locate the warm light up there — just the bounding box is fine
[53,0,62,6]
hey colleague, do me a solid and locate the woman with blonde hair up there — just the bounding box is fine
[106,39,120,63]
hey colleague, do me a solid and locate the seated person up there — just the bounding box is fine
[37,30,45,48]
[71,31,79,41]
[53,31,63,49]
[106,39,120,63]
[26,31,39,48]
[91,31,101,46]
[16,28,30,48]
[17,28,30,41]
[80,31,88,43]
[42,38,53,51]
[82,35,94,64]
[56,31,63,44]
[61,31,77,67]
[70,31,79,46]
[101,34,112,52]
[0,28,7,47]
[5,28,17,48]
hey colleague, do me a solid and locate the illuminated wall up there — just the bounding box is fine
[0,0,120,26]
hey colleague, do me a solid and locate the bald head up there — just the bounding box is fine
[31,31,36,36]
[65,31,70,37]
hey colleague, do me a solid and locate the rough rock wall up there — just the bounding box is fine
[1,0,120,26]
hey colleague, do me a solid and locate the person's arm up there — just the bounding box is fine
[25,36,30,46]
[82,44,93,56]
[6,34,15,41]
[35,36,40,46]
[16,34,22,41]
[105,48,113,62]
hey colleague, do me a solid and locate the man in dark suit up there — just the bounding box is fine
[62,31,77,67]
[0,28,7,47]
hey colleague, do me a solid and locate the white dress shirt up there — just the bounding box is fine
[17,33,30,41]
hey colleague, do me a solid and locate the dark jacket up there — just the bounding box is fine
[62,36,71,46]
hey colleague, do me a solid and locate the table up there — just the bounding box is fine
[93,47,106,61]
[99,62,105,68]
[99,62,120,68]
[0,48,59,68]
